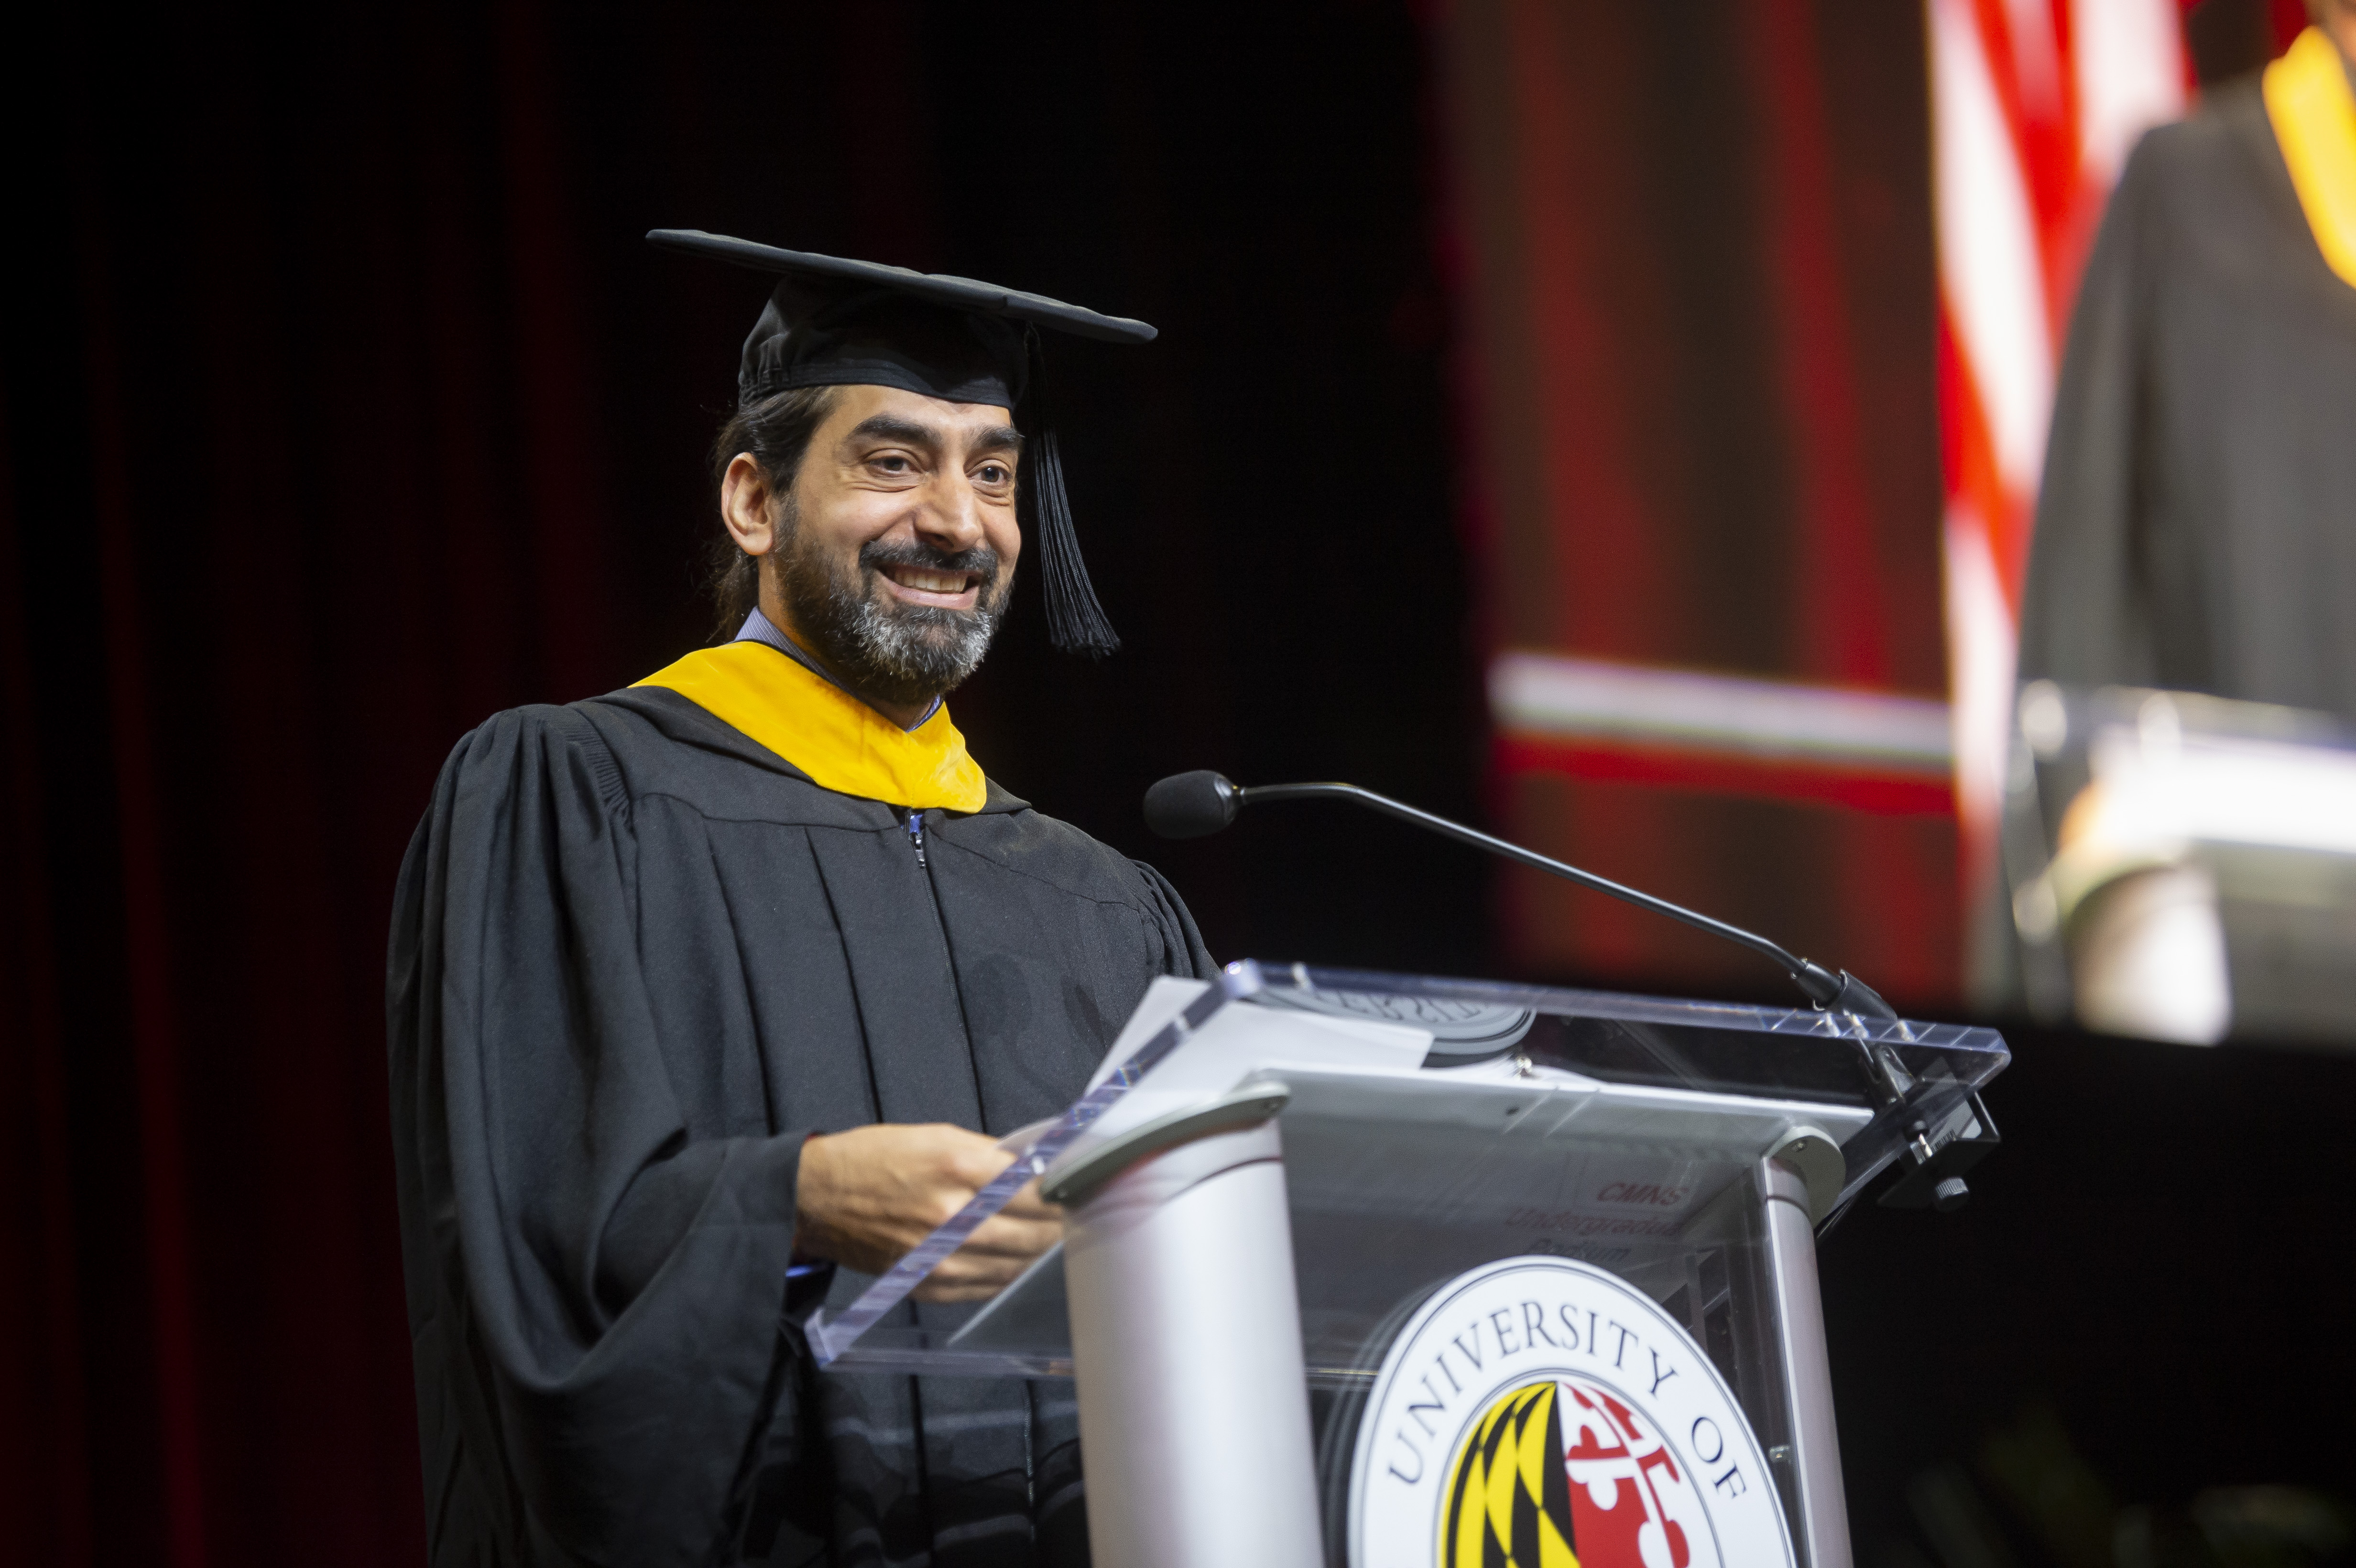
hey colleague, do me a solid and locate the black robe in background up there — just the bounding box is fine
[386,685,1216,1566]
[2020,77,2356,714]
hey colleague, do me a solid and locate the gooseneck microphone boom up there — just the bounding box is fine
[1142,770,1898,1022]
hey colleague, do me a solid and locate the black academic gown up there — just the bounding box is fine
[386,684,1216,1567]
[2021,76,2356,715]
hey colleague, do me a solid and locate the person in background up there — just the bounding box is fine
[2021,0,2356,715]
[2008,3,2356,1038]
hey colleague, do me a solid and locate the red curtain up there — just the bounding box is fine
[3,4,624,1559]
[2,4,1472,1559]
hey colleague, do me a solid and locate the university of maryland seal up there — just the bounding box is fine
[1347,1258,1796,1568]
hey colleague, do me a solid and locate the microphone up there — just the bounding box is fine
[1142,769,1898,1022]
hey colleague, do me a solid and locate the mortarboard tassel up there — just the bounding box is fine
[1023,326,1121,657]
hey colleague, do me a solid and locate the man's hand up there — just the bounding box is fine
[794,1123,1063,1302]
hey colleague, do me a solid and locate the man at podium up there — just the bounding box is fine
[385,233,1213,1566]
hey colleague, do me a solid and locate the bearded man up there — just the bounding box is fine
[386,232,1215,1567]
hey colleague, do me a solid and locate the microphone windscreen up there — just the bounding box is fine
[1143,771,1241,838]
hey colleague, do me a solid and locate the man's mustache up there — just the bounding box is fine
[858,538,1004,599]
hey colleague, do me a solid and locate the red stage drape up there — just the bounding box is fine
[2,5,1473,1560]
[4,5,620,1559]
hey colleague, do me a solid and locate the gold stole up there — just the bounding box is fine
[633,641,989,812]
[2264,26,2356,291]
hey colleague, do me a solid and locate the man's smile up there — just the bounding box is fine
[879,562,984,609]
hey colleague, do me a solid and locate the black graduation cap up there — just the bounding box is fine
[648,229,1156,657]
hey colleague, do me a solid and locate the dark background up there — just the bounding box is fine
[5,3,2349,1565]
[1445,0,1963,1000]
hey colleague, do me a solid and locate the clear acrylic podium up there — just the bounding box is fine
[805,961,2010,1568]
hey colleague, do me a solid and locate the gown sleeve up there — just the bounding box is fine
[1130,857,1220,980]
[386,705,814,1565]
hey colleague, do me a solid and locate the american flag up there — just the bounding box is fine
[1932,0,2185,905]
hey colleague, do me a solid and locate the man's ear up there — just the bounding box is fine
[720,453,781,556]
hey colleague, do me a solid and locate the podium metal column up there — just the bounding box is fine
[1759,1154,1854,1568]
[1063,1118,1322,1568]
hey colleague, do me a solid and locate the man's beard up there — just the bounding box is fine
[775,509,1009,711]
